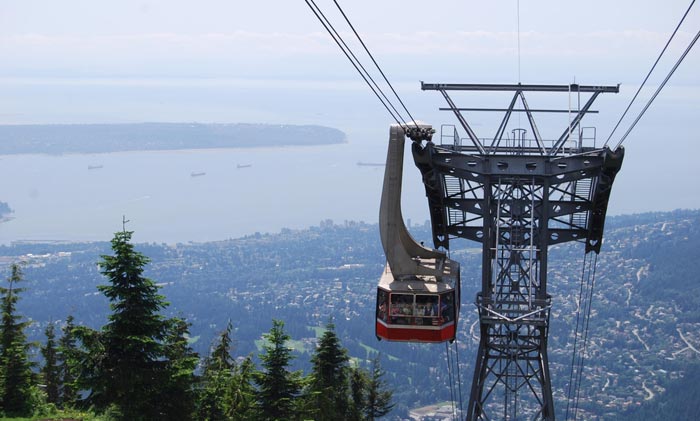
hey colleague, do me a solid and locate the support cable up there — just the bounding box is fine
[572,253,599,420]
[454,340,464,417]
[517,0,522,84]
[332,0,420,129]
[304,0,407,128]
[445,342,457,418]
[614,25,700,149]
[604,0,696,148]
[564,252,590,420]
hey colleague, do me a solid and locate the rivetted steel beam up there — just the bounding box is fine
[422,82,620,93]
[440,108,599,114]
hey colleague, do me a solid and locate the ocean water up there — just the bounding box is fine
[0,135,431,244]
[0,77,697,244]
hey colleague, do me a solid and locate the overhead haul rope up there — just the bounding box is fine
[304,0,419,130]
[564,252,599,420]
[603,0,696,148]
[613,25,700,150]
[572,253,599,421]
[454,341,464,417]
[564,252,590,420]
[445,342,456,418]
[444,340,465,419]
[304,0,407,127]
[332,0,419,128]
[606,0,698,150]
[517,0,522,84]
[444,246,465,417]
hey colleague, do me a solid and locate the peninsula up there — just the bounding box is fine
[0,123,346,155]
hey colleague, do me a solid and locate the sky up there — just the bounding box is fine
[0,0,699,216]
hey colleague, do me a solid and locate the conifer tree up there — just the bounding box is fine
[76,230,197,420]
[0,264,35,417]
[198,320,236,420]
[228,355,257,421]
[308,322,350,420]
[41,323,60,405]
[255,319,302,421]
[204,320,235,374]
[364,356,394,420]
[57,315,78,408]
[349,365,368,421]
[97,229,168,419]
[160,317,199,420]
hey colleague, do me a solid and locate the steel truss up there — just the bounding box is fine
[411,83,624,420]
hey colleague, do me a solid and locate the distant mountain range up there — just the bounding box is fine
[0,122,346,154]
[2,210,699,419]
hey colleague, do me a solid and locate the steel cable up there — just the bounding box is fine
[304,0,407,128]
[614,25,700,149]
[332,0,420,129]
[604,0,696,148]
[572,253,599,420]
[564,252,589,420]
[603,0,700,149]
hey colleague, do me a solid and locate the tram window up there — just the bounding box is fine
[377,289,388,321]
[389,293,413,324]
[415,294,435,316]
[440,291,455,324]
[415,294,438,325]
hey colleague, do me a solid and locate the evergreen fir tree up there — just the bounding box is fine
[255,319,302,421]
[76,230,195,420]
[97,229,168,419]
[349,365,368,421]
[308,322,350,420]
[57,315,78,408]
[160,317,199,420]
[0,264,35,417]
[204,320,235,374]
[41,323,60,405]
[228,355,257,421]
[198,320,236,421]
[364,356,394,420]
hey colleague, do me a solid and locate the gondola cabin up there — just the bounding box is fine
[376,261,460,343]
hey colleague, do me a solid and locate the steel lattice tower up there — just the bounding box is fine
[411,83,624,420]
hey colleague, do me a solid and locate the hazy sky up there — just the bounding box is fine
[1,0,699,216]
[2,0,697,81]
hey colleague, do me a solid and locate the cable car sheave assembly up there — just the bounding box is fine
[375,83,624,420]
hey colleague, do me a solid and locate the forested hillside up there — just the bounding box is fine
[1,210,699,419]
[0,123,346,154]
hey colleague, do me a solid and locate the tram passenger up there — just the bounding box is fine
[441,293,454,323]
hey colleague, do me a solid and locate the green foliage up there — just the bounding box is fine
[255,320,302,421]
[40,323,60,405]
[73,230,197,420]
[617,363,700,421]
[349,365,368,421]
[159,317,199,420]
[307,322,350,420]
[227,356,257,420]
[57,315,79,407]
[0,264,35,417]
[198,321,236,421]
[364,356,394,420]
[203,320,235,375]
[0,407,107,420]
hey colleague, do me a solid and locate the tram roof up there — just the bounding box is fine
[378,260,458,293]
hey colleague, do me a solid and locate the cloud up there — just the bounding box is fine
[1,29,696,79]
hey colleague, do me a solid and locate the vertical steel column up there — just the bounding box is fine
[467,175,553,421]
